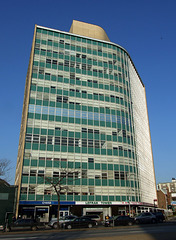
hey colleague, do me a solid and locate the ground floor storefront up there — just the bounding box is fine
[18,200,156,223]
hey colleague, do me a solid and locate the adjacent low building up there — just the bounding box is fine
[15,20,157,222]
[0,179,17,226]
[157,178,176,211]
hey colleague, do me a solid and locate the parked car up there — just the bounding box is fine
[5,219,38,232]
[135,212,157,224]
[83,214,101,222]
[105,215,134,227]
[152,212,165,223]
[62,217,97,229]
[48,215,77,229]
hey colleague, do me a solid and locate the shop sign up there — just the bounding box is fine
[76,201,142,205]
[76,201,113,205]
[42,201,52,205]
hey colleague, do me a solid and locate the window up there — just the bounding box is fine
[120,172,125,180]
[57,96,62,102]
[76,63,80,69]
[53,172,59,177]
[21,187,27,194]
[67,192,73,195]
[64,60,69,67]
[0,193,9,200]
[114,171,120,179]
[95,140,100,148]
[40,136,46,144]
[88,158,94,163]
[61,137,67,145]
[46,59,51,64]
[68,138,74,146]
[82,139,87,147]
[88,65,92,70]
[33,134,39,143]
[58,62,63,66]
[26,134,32,142]
[122,130,126,137]
[29,186,35,194]
[68,172,73,178]
[82,170,87,178]
[44,189,51,195]
[88,129,93,133]
[56,96,68,103]
[61,158,67,162]
[47,136,53,145]
[75,172,79,179]
[38,170,44,177]
[63,96,68,103]
[75,138,80,147]
[54,158,60,161]
[30,170,36,176]
[54,137,60,145]
[82,64,86,70]
[94,129,99,134]
[95,175,100,179]
[102,173,107,179]
[52,60,57,65]
[60,172,66,178]
[70,73,75,79]
[70,61,75,67]
[82,128,87,132]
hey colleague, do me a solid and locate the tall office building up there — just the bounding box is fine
[15,20,157,221]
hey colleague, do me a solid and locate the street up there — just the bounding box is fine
[0,223,176,240]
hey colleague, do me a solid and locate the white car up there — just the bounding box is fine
[48,215,77,229]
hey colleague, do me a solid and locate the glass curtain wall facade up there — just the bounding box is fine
[15,22,157,218]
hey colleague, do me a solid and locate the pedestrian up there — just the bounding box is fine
[105,215,109,220]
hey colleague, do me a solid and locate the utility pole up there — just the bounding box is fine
[129,196,131,217]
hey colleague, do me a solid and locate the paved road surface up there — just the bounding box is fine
[0,223,176,240]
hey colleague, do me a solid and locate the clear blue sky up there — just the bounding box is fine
[0,0,175,184]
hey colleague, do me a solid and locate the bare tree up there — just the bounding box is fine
[0,159,11,181]
[44,168,80,229]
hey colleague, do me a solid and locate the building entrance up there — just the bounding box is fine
[34,206,49,223]
[83,207,111,220]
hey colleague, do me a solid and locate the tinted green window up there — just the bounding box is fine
[30,176,36,184]
[31,159,37,166]
[95,163,100,170]
[101,164,107,170]
[39,160,45,167]
[22,176,28,184]
[23,159,30,166]
[95,179,101,186]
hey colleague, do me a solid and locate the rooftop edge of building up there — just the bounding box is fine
[69,20,110,42]
[35,22,145,87]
